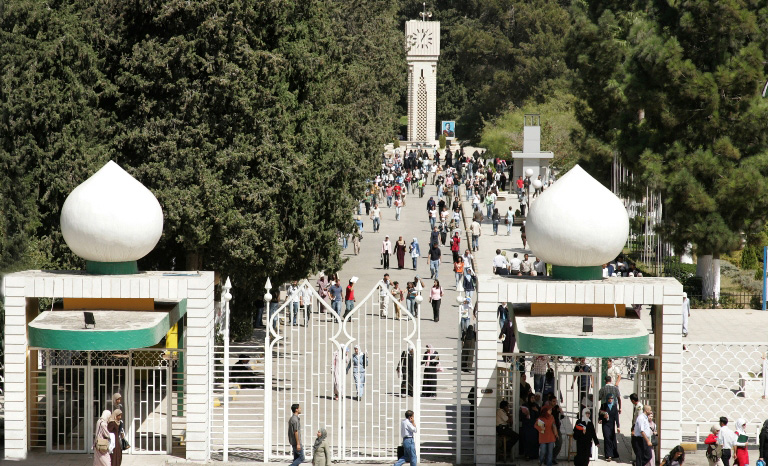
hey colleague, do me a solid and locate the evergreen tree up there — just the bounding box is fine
[570,0,768,298]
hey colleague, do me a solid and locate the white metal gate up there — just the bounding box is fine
[265,280,420,462]
[42,349,182,454]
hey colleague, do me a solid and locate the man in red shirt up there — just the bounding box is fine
[345,277,357,319]
[450,232,461,263]
[516,176,524,194]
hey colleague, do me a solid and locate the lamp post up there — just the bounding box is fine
[263,278,273,462]
[221,277,233,461]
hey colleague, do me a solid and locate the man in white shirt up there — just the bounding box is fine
[718,416,737,466]
[606,358,621,386]
[632,405,653,466]
[394,410,417,466]
[533,257,546,276]
[493,250,510,275]
[509,253,522,275]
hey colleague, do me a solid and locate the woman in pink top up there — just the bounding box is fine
[429,280,444,322]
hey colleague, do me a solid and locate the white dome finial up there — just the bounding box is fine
[61,161,163,265]
[526,165,628,267]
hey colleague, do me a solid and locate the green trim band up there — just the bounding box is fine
[517,331,649,357]
[86,261,139,275]
[551,265,603,280]
[29,300,187,350]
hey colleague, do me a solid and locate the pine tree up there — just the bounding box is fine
[570,0,768,298]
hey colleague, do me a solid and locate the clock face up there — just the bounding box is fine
[407,27,434,52]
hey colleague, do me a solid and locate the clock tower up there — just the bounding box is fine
[405,19,440,144]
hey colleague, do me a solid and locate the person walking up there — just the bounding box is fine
[288,404,304,466]
[734,419,749,466]
[347,345,368,401]
[450,231,461,263]
[453,257,465,290]
[352,226,362,255]
[312,428,332,466]
[682,292,690,337]
[759,419,768,465]
[470,219,481,251]
[382,235,392,270]
[380,273,391,318]
[463,267,476,302]
[633,405,654,466]
[397,346,415,397]
[395,236,407,269]
[108,409,124,466]
[537,406,559,466]
[505,206,515,235]
[719,416,737,466]
[429,280,443,322]
[332,348,345,400]
[393,410,418,466]
[409,238,421,270]
[329,278,343,321]
[421,345,440,397]
[705,425,722,466]
[492,208,500,235]
[599,393,621,461]
[93,410,112,466]
[461,324,476,371]
[371,204,381,232]
[344,277,357,319]
[520,221,527,248]
[459,297,472,336]
[394,195,404,220]
[428,242,441,280]
[574,407,600,466]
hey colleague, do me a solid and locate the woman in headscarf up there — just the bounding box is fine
[332,347,345,400]
[499,319,515,358]
[573,407,599,466]
[734,418,749,466]
[461,324,476,371]
[520,392,540,459]
[397,345,415,397]
[759,419,768,463]
[705,424,721,466]
[347,345,368,401]
[409,238,421,270]
[93,410,112,466]
[395,236,407,269]
[108,409,123,466]
[110,394,128,452]
[312,427,331,466]
[599,393,620,461]
[422,345,440,397]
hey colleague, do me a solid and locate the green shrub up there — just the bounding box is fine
[741,244,760,270]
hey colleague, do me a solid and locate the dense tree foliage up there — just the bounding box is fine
[397,0,573,142]
[1,0,403,338]
[570,0,768,295]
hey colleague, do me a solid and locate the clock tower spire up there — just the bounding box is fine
[405,7,440,145]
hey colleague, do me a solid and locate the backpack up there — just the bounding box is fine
[706,442,721,460]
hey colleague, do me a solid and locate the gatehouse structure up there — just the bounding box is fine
[2,162,215,461]
[472,165,684,465]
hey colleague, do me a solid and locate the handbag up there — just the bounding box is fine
[96,437,109,453]
[122,438,131,450]
[380,254,384,266]
[397,445,405,458]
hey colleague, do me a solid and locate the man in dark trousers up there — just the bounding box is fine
[288,403,304,466]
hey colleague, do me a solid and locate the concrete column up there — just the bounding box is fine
[475,282,500,466]
[3,276,29,459]
[659,283,683,453]
[184,272,215,461]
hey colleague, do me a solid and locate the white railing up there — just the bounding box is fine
[682,342,768,442]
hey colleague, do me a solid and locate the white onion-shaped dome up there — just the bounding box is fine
[526,165,628,266]
[61,161,163,262]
